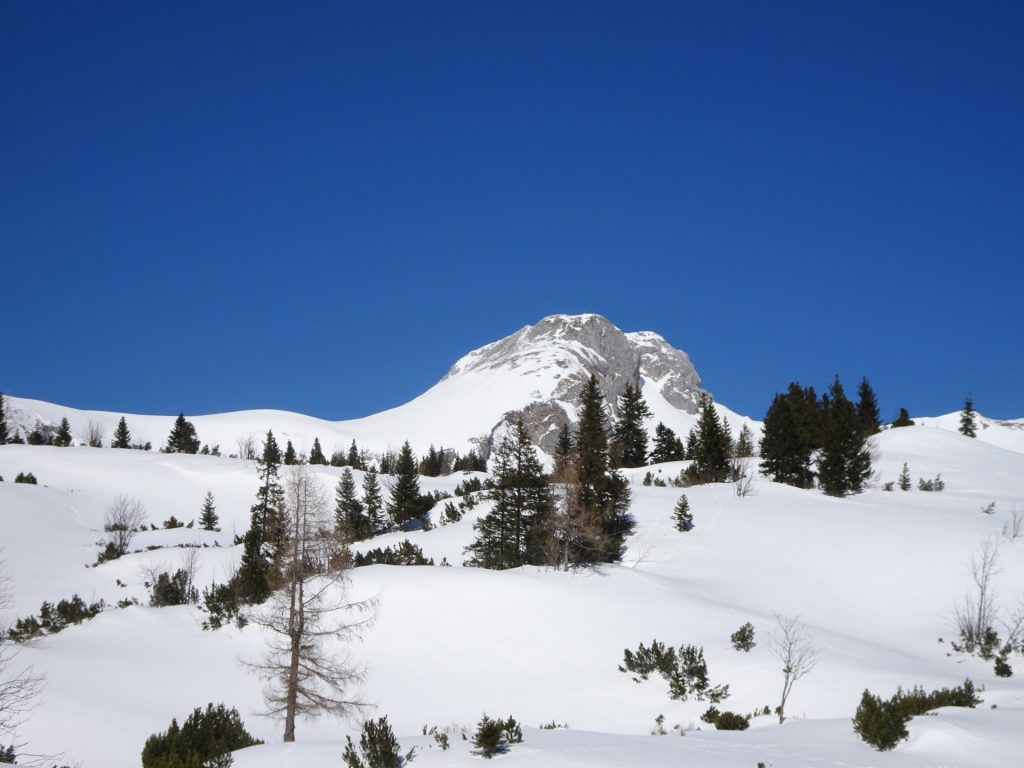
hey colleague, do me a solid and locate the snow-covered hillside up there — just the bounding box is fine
[2,423,1023,767]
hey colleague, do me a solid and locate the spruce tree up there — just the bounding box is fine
[650,422,685,463]
[672,494,694,532]
[856,377,882,438]
[53,416,73,447]
[734,424,755,459]
[465,419,551,569]
[891,407,915,428]
[611,384,652,468]
[758,383,819,488]
[817,376,872,497]
[335,468,371,542]
[685,394,733,484]
[897,463,911,492]
[236,431,285,603]
[959,393,977,438]
[347,439,362,470]
[112,416,132,448]
[553,422,574,478]
[387,441,424,529]
[309,437,327,465]
[0,392,8,445]
[361,467,386,535]
[199,491,220,531]
[165,413,201,454]
[283,440,297,465]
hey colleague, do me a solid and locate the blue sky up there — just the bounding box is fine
[2,1,1022,421]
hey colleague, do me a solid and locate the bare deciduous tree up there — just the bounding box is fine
[246,465,376,742]
[1,556,46,755]
[236,433,258,462]
[85,420,105,448]
[768,613,819,724]
[103,496,148,558]
[1002,505,1023,542]
[952,538,1000,655]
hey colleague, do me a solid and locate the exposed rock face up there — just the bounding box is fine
[443,314,704,452]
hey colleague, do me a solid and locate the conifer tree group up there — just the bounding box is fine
[309,437,327,465]
[52,416,73,447]
[683,394,733,484]
[165,413,201,454]
[650,422,685,463]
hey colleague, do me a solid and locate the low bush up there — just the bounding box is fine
[141,703,262,768]
[354,541,433,567]
[8,595,105,642]
[730,622,755,651]
[472,715,521,759]
[620,640,728,703]
[343,716,414,768]
[14,472,37,485]
[853,679,981,751]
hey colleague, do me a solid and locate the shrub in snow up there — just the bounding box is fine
[354,541,433,567]
[13,472,37,485]
[730,622,756,652]
[701,708,749,730]
[994,656,1012,677]
[141,703,262,768]
[8,595,105,642]
[619,641,729,703]
[342,717,414,768]
[149,569,199,607]
[672,495,693,532]
[917,474,945,491]
[471,715,521,759]
[853,679,981,751]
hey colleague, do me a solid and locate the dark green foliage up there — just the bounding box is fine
[149,569,198,607]
[235,431,286,604]
[336,468,372,542]
[917,474,945,492]
[199,491,219,531]
[994,656,1012,677]
[730,622,755,651]
[620,640,728,703]
[165,413,201,454]
[342,716,412,768]
[309,437,327,465]
[452,449,487,473]
[0,392,8,444]
[362,468,387,535]
[472,715,521,758]
[619,639,677,681]
[891,407,915,428]
[201,581,246,631]
[553,422,574,477]
[897,463,911,491]
[702,709,749,730]
[758,383,820,488]
[347,440,364,470]
[650,422,685,464]
[141,703,262,768]
[734,424,755,459]
[52,416,73,447]
[112,416,132,448]
[817,376,872,497]
[354,541,433,566]
[856,377,881,438]
[959,393,977,438]
[672,494,693,532]
[465,419,551,569]
[283,440,297,465]
[0,744,14,763]
[26,420,53,445]
[14,472,37,485]
[387,442,426,529]
[453,476,484,496]
[682,394,733,485]
[611,384,652,468]
[8,595,105,641]
[418,444,450,476]
[439,501,463,525]
[162,515,185,529]
[853,680,981,751]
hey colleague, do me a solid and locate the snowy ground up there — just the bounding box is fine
[1,421,1023,767]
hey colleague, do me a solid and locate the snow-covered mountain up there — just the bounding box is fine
[4,314,758,460]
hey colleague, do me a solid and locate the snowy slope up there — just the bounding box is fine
[2,423,1024,767]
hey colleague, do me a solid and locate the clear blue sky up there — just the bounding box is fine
[3,1,1022,421]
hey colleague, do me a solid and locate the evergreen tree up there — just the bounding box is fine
[891,407,915,428]
[856,377,882,438]
[335,468,371,542]
[165,413,201,454]
[573,375,633,562]
[309,437,327,465]
[419,444,444,476]
[465,419,551,569]
[758,383,820,488]
[897,463,911,492]
[650,422,685,464]
[817,376,872,497]
[553,422,574,478]
[112,416,132,448]
[347,439,363,470]
[672,494,694,532]
[0,392,8,445]
[199,491,219,531]
[611,384,652,468]
[734,424,755,459]
[361,467,386,535]
[236,431,285,603]
[387,441,424,529]
[26,421,51,445]
[959,393,977,438]
[283,440,297,465]
[53,416,73,447]
[684,394,733,484]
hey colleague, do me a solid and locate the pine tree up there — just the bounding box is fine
[465,419,551,569]
[53,416,73,447]
[166,413,201,454]
[611,384,652,468]
[553,422,574,478]
[758,383,819,488]
[335,468,371,542]
[891,407,915,428]
[361,467,386,535]
[856,377,882,438]
[283,440,297,465]
[897,463,911,492]
[387,441,424,529]
[112,416,132,448]
[959,393,977,438]
[236,431,286,603]
[817,376,872,497]
[650,422,685,464]
[309,437,327,466]
[347,440,362,470]
[573,375,633,563]
[734,424,755,458]
[0,392,8,445]
[685,394,733,484]
[672,494,694,532]
[199,491,220,531]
